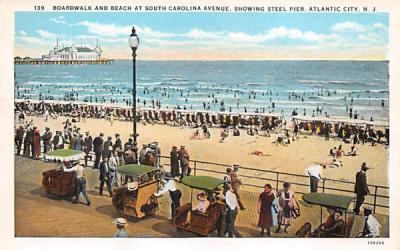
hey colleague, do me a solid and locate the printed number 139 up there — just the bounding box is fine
[34,6,44,10]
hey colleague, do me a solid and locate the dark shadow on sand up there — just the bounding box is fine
[95,204,167,225]
[29,187,74,202]
[151,221,194,237]
[94,204,118,217]
[236,225,260,237]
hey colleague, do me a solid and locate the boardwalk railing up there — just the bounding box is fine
[159,156,389,215]
[14,140,389,215]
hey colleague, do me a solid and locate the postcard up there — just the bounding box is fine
[1,0,399,249]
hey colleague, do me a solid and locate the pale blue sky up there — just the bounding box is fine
[15,12,388,60]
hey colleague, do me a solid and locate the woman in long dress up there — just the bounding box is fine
[276,182,295,233]
[257,183,276,236]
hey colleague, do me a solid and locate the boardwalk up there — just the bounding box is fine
[15,157,388,237]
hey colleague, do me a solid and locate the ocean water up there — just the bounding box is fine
[14,60,389,120]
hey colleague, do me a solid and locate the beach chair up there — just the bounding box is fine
[173,176,226,237]
[302,193,355,238]
[112,164,162,219]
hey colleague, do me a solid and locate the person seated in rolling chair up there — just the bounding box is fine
[125,180,139,198]
[192,192,210,213]
[312,208,336,236]
[316,210,345,237]
[183,192,211,227]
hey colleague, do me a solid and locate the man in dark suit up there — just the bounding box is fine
[15,125,25,155]
[23,128,33,157]
[92,132,104,169]
[113,134,124,166]
[83,132,93,167]
[178,145,190,179]
[52,131,64,150]
[99,156,112,197]
[113,133,122,153]
[41,127,52,153]
[103,136,113,159]
[354,162,370,215]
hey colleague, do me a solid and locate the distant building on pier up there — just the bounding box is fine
[41,37,102,61]
[14,37,113,65]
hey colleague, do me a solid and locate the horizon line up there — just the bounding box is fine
[14,56,388,62]
[110,59,389,62]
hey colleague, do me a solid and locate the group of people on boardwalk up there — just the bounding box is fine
[169,145,190,180]
[257,182,300,236]
[15,118,165,207]
[305,160,381,237]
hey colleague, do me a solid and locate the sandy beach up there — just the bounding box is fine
[20,114,388,189]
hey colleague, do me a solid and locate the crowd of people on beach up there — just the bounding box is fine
[14,100,283,129]
[15,100,389,151]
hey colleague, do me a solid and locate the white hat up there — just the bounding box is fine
[114,218,128,226]
[127,181,138,191]
[197,192,207,201]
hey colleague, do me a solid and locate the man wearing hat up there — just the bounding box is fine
[154,141,161,168]
[148,143,157,167]
[154,173,182,221]
[52,131,64,150]
[360,206,381,237]
[113,133,123,166]
[225,186,241,237]
[92,132,104,169]
[230,164,245,210]
[125,146,137,165]
[15,125,25,155]
[73,133,83,151]
[41,127,52,154]
[114,218,128,237]
[124,138,133,152]
[83,132,93,167]
[170,146,180,178]
[23,126,33,157]
[139,144,150,165]
[318,210,345,237]
[354,162,370,215]
[178,145,190,180]
[99,156,113,197]
[103,136,113,159]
